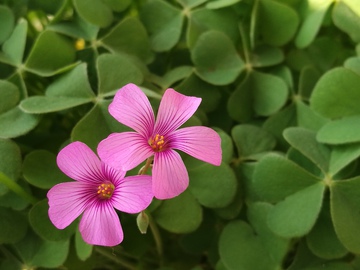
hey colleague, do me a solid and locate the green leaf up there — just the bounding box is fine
[25,30,76,76]
[187,8,239,49]
[0,5,14,44]
[206,0,241,9]
[215,128,233,164]
[0,80,19,114]
[140,0,183,52]
[101,17,152,63]
[0,107,40,138]
[258,0,299,46]
[189,163,237,208]
[97,54,144,95]
[331,177,360,253]
[192,30,244,85]
[29,200,76,242]
[103,0,131,12]
[310,67,360,119]
[330,143,360,176]
[263,104,297,150]
[31,239,69,268]
[155,66,193,90]
[306,199,347,259]
[176,73,221,113]
[0,138,21,195]
[47,15,99,41]
[247,203,290,264]
[250,45,284,68]
[176,0,207,9]
[153,190,202,233]
[75,229,92,261]
[296,100,328,132]
[344,57,360,76]
[283,127,330,173]
[267,182,325,238]
[20,63,94,113]
[0,206,27,244]
[1,19,27,66]
[73,0,113,27]
[232,124,276,160]
[71,101,129,152]
[253,154,322,203]
[298,66,321,99]
[317,115,360,144]
[332,1,360,43]
[228,70,288,121]
[219,220,279,270]
[295,0,332,48]
[23,150,71,189]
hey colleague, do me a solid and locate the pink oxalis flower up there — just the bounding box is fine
[97,83,222,199]
[47,141,153,246]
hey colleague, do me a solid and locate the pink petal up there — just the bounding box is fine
[47,182,92,229]
[170,126,222,166]
[154,89,202,135]
[101,162,126,185]
[79,201,123,246]
[109,83,155,138]
[97,132,153,171]
[111,175,153,213]
[152,150,189,199]
[57,141,103,184]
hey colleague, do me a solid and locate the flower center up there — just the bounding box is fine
[149,134,165,152]
[97,183,115,199]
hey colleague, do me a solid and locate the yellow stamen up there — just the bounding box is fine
[97,183,115,199]
[148,134,165,152]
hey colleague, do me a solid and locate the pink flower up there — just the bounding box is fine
[47,141,153,246]
[97,83,222,199]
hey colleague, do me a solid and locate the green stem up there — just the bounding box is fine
[0,172,38,205]
[139,157,153,175]
[149,215,163,259]
[95,247,137,270]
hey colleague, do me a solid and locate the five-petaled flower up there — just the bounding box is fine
[47,141,153,246]
[97,83,222,199]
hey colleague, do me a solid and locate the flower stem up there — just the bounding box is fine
[95,247,137,270]
[0,172,38,205]
[149,215,163,259]
[139,157,153,175]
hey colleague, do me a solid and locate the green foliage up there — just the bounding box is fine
[0,0,360,269]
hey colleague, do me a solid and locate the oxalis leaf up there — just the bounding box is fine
[192,30,244,86]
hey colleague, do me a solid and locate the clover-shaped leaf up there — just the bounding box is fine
[331,177,360,253]
[192,30,245,85]
[153,190,202,233]
[20,63,95,114]
[310,67,360,119]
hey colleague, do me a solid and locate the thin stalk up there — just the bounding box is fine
[149,215,163,259]
[0,172,38,205]
[95,247,137,270]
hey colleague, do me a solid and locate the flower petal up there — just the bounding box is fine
[154,89,202,135]
[57,141,103,184]
[109,83,155,137]
[97,132,153,171]
[112,175,153,213]
[79,201,123,246]
[47,182,92,229]
[101,162,126,186]
[153,150,189,199]
[170,126,222,166]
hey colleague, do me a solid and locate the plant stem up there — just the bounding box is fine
[95,247,137,270]
[149,215,163,259]
[0,172,38,205]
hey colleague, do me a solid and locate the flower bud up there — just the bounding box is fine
[136,211,149,234]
